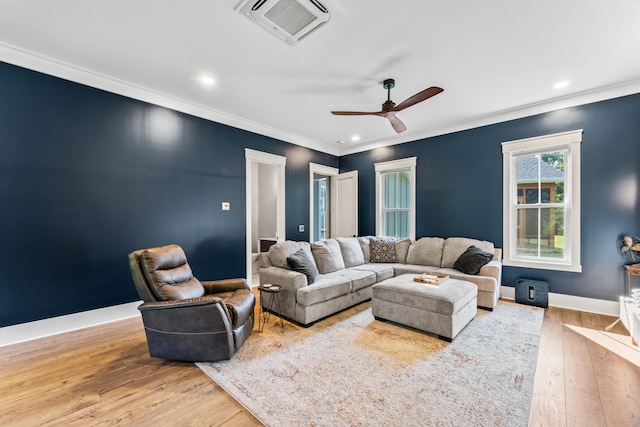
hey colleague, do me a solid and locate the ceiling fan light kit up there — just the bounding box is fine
[331,79,444,134]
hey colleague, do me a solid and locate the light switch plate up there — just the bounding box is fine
[299,224,304,232]
[222,202,230,210]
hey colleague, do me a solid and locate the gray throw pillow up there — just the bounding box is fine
[453,245,494,275]
[336,237,365,267]
[311,239,346,274]
[287,249,320,284]
[369,237,396,263]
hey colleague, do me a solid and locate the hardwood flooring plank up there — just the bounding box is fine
[596,373,640,427]
[529,394,566,427]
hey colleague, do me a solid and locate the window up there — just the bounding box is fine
[502,130,582,272]
[375,157,416,240]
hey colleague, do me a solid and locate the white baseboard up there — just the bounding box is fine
[501,286,619,316]
[0,301,142,348]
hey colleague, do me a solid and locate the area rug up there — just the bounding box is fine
[198,301,544,427]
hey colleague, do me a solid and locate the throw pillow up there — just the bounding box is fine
[336,237,365,267]
[453,245,494,275]
[311,239,346,274]
[287,249,320,284]
[369,237,397,263]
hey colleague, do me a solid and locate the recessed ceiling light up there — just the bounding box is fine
[200,76,215,86]
[553,81,570,89]
[351,135,361,142]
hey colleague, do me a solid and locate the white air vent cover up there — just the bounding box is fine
[237,0,330,45]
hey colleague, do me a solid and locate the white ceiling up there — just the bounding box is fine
[1,0,639,156]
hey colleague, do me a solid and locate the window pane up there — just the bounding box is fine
[384,211,396,236]
[516,207,565,258]
[396,210,409,238]
[516,153,565,205]
[397,172,410,209]
[516,155,538,204]
[383,174,396,209]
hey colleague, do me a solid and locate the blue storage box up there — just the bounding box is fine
[515,279,549,308]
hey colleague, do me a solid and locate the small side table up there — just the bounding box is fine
[625,263,640,296]
[258,284,284,332]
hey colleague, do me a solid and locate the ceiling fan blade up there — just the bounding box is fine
[393,86,443,112]
[331,111,381,116]
[387,113,406,133]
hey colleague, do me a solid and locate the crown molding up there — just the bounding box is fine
[2,42,638,159]
[0,42,341,156]
[338,78,640,156]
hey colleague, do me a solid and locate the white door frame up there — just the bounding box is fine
[309,163,339,242]
[245,149,286,281]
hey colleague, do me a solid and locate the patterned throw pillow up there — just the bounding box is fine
[369,237,397,263]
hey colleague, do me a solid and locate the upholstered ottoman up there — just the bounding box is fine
[372,274,477,341]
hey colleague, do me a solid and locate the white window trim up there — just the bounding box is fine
[375,157,416,240]
[502,130,582,272]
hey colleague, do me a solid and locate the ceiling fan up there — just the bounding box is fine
[331,79,443,133]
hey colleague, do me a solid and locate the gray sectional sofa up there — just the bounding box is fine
[259,236,502,326]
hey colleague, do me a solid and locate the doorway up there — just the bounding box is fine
[309,163,358,241]
[245,149,286,285]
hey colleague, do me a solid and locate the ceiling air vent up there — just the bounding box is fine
[237,0,331,46]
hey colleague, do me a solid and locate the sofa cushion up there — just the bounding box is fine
[453,245,494,275]
[337,268,377,291]
[296,275,351,306]
[311,239,346,274]
[357,236,371,263]
[441,237,495,268]
[336,237,365,267]
[269,241,313,269]
[287,248,320,284]
[406,237,445,266]
[394,238,411,264]
[434,267,498,294]
[350,263,395,282]
[370,237,397,263]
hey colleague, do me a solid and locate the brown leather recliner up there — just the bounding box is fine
[128,244,255,362]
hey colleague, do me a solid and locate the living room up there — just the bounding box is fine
[1,1,639,425]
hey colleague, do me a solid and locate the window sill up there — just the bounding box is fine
[503,258,582,273]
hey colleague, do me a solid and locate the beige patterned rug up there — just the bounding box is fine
[198,301,543,427]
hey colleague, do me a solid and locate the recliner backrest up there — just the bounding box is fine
[133,244,206,301]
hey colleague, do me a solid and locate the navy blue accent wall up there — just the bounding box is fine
[0,61,337,327]
[339,93,640,302]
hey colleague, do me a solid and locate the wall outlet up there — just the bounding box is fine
[299,224,304,232]
[222,202,230,210]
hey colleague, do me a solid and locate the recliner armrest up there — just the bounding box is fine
[138,296,224,311]
[202,278,250,294]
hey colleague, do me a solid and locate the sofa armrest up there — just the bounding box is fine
[479,260,502,285]
[201,278,250,293]
[259,266,308,290]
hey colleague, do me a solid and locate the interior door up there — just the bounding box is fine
[334,171,358,237]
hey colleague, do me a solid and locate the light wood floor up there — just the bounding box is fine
[1,298,638,426]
